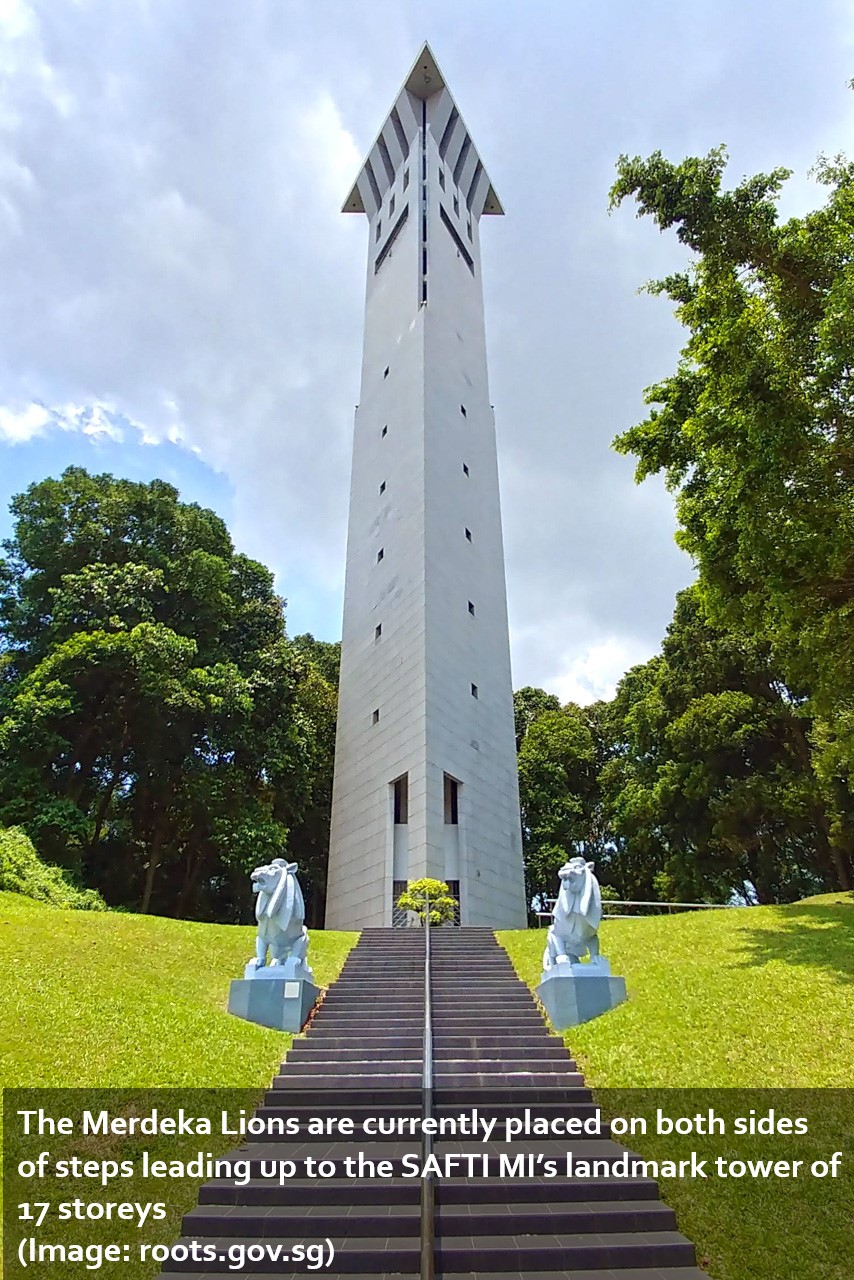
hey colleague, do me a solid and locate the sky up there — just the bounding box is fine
[0,0,851,704]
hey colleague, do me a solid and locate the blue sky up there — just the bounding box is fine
[1,0,851,698]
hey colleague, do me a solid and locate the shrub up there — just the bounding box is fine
[396,877,457,926]
[0,826,107,910]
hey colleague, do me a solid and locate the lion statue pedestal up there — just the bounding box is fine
[227,859,320,1033]
[536,857,627,1029]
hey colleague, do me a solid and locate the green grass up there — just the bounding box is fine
[499,892,854,1087]
[499,893,854,1280]
[0,892,357,1278]
[0,891,356,1089]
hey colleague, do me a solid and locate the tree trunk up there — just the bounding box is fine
[140,828,163,914]
[174,845,207,919]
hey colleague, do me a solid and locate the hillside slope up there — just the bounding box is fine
[499,892,853,1087]
[500,895,854,1280]
[0,892,357,1089]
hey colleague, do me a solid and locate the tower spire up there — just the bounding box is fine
[326,45,526,930]
[342,42,503,218]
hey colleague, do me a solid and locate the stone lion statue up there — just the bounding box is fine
[247,858,313,981]
[542,856,605,972]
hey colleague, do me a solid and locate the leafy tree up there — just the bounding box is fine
[606,588,841,903]
[517,703,603,905]
[513,686,561,751]
[395,877,457,926]
[0,468,337,920]
[609,142,854,889]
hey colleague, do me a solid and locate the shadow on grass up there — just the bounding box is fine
[738,902,854,983]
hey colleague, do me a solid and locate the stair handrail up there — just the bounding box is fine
[420,891,435,1280]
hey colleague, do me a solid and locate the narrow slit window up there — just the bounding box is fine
[375,623,382,640]
[439,169,446,190]
[453,194,459,215]
[394,773,409,824]
[383,366,389,379]
[377,547,384,563]
[403,168,410,190]
[444,774,459,825]
[460,404,467,417]
[471,683,478,699]
[462,463,469,476]
[372,708,380,725]
[467,218,472,241]
[389,194,395,216]
[379,480,386,494]
[468,600,475,615]
[376,219,382,242]
[465,528,472,542]
[382,425,388,438]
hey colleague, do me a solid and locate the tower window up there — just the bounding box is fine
[379,480,386,494]
[439,169,445,190]
[383,366,389,379]
[375,623,382,640]
[381,425,388,438]
[453,194,459,215]
[471,683,478,699]
[467,218,472,240]
[372,708,380,725]
[468,600,475,615]
[377,547,384,563]
[460,404,467,417]
[462,463,469,476]
[389,194,395,216]
[465,528,472,542]
[393,773,409,824]
[403,168,409,190]
[376,219,382,242]
[444,774,459,825]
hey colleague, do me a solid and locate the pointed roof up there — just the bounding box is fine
[342,42,503,217]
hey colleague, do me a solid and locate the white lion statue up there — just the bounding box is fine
[542,856,605,973]
[246,858,313,981]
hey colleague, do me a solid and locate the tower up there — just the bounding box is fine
[325,44,527,930]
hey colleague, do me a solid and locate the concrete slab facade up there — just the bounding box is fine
[325,44,527,930]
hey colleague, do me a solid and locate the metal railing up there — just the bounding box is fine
[535,898,743,924]
[420,895,435,1280]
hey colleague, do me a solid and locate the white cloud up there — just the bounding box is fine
[0,0,849,685]
[551,638,652,706]
[0,400,126,443]
[0,402,50,442]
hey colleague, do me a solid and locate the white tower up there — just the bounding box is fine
[325,44,527,930]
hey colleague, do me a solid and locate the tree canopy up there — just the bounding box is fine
[516,589,851,907]
[0,467,339,921]
[609,143,853,889]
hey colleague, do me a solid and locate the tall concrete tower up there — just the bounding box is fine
[325,44,526,930]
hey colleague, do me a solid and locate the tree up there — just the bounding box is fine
[395,877,457,926]
[609,143,854,889]
[0,468,337,920]
[517,703,603,906]
[605,588,841,903]
[513,686,561,751]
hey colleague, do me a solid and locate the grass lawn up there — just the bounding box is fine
[499,892,854,1280]
[0,892,356,1089]
[0,892,357,1277]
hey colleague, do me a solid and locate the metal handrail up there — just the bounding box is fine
[535,897,741,925]
[420,894,435,1280]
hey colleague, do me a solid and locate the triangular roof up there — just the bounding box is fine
[342,42,503,217]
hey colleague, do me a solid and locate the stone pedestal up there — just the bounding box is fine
[228,973,320,1033]
[536,961,627,1029]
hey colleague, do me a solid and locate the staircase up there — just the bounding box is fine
[159,927,706,1278]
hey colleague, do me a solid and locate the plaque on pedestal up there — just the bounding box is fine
[536,963,627,1029]
[228,975,320,1032]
